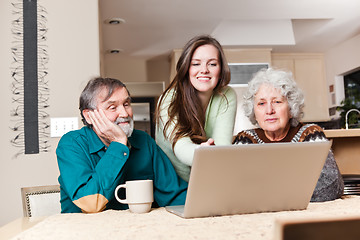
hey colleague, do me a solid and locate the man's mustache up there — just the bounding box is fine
[115,117,132,124]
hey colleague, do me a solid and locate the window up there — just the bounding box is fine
[344,69,360,108]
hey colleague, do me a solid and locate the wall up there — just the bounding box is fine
[146,54,170,86]
[103,54,147,82]
[103,53,170,92]
[325,33,360,109]
[0,0,100,226]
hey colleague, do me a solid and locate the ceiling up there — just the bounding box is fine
[99,0,360,60]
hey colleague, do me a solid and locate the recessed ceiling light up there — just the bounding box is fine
[107,49,123,54]
[104,18,125,25]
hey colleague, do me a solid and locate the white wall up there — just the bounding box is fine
[231,86,257,134]
[0,0,100,226]
[325,33,360,108]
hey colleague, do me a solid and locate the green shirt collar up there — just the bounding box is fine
[84,127,140,154]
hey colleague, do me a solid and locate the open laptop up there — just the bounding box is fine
[166,141,331,218]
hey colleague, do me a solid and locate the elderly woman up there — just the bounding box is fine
[233,68,344,202]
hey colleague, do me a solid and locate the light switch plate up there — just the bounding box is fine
[50,117,79,137]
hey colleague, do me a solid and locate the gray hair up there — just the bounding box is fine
[243,68,304,127]
[79,77,130,126]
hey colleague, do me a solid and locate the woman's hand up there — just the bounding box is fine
[200,138,215,146]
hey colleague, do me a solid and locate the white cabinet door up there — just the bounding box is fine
[272,54,330,122]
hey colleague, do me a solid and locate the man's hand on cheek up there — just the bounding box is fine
[89,109,128,146]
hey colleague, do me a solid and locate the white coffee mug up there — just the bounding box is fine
[114,179,154,213]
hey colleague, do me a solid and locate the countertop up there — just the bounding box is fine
[324,129,360,138]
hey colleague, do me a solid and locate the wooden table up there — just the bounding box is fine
[2,196,360,240]
[0,217,44,240]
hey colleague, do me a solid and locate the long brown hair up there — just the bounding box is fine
[155,35,230,148]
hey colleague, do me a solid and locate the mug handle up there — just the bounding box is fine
[114,184,127,204]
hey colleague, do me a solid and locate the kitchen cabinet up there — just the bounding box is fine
[271,53,330,122]
[324,129,360,175]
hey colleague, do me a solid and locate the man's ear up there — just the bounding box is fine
[82,109,93,125]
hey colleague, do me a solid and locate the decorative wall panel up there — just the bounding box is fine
[11,0,50,157]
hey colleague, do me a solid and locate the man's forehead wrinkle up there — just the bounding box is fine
[97,89,131,105]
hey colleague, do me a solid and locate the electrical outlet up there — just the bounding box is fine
[51,117,79,137]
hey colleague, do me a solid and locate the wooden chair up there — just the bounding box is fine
[21,185,61,217]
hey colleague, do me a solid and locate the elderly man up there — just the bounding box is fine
[56,77,187,213]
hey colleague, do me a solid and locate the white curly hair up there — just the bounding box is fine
[243,68,305,127]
